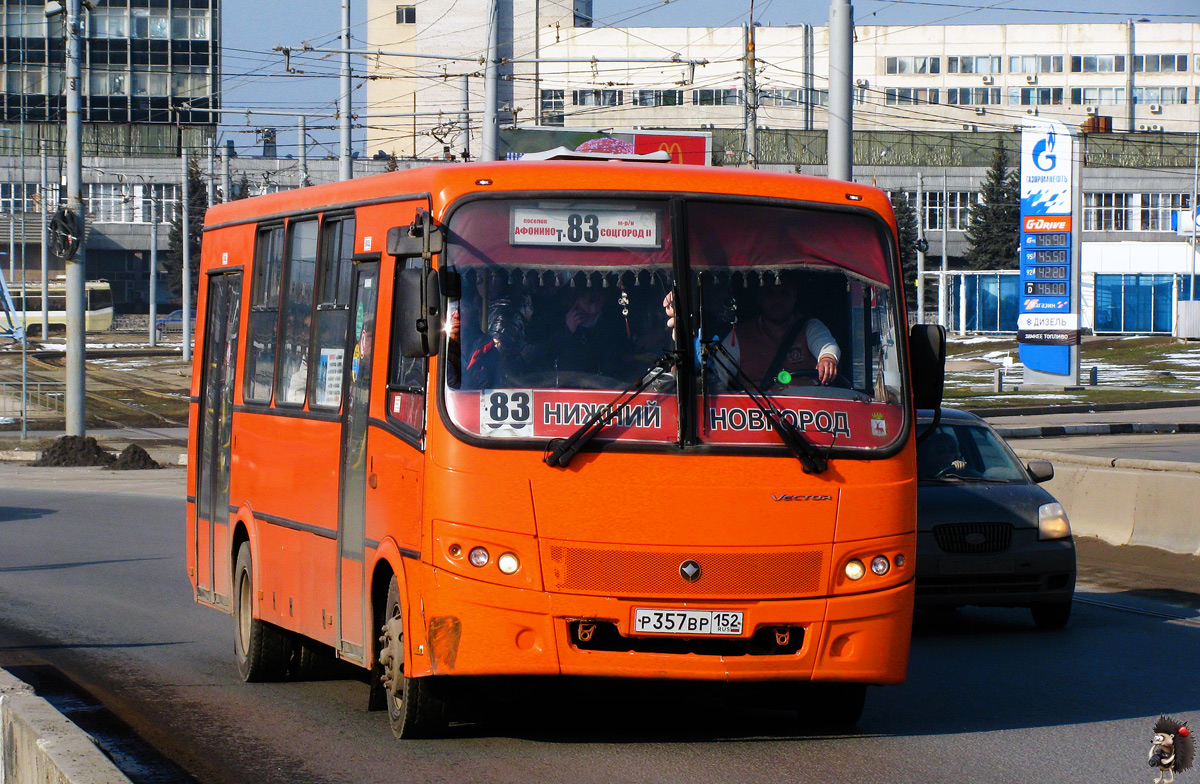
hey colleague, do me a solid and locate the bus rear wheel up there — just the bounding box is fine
[232,542,291,682]
[379,575,449,739]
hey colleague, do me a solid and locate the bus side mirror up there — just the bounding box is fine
[909,323,946,410]
[387,216,444,257]
[397,267,442,358]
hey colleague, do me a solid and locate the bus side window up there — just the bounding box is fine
[275,218,319,406]
[309,216,355,409]
[244,223,285,404]
[388,257,427,434]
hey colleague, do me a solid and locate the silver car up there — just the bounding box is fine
[915,408,1076,629]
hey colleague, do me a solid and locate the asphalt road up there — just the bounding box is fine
[1,478,1197,784]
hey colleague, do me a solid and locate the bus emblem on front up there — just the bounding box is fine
[679,560,702,582]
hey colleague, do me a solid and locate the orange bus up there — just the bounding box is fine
[186,159,945,738]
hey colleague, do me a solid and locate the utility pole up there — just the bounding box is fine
[148,190,158,347]
[827,0,854,181]
[939,173,949,327]
[207,138,216,206]
[482,0,499,161]
[744,21,758,168]
[339,0,353,180]
[64,0,86,436]
[182,148,191,363]
[298,115,310,186]
[39,140,48,339]
[461,75,472,161]
[222,148,231,204]
[916,172,925,321]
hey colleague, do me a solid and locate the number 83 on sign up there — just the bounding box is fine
[481,389,534,437]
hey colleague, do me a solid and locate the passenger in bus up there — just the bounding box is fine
[662,277,840,391]
[462,293,537,388]
[545,287,632,383]
[447,269,505,388]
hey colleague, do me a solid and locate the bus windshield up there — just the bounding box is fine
[686,201,904,452]
[442,196,904,452]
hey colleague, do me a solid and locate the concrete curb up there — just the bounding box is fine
[0,669,133,784]
[1013,447,1200,554]
[996,422,1200,440]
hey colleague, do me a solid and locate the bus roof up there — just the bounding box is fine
[203,161,897,234]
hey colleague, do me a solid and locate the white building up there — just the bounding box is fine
[363,10,1200,157]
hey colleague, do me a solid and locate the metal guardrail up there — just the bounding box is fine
[0,381,64,417]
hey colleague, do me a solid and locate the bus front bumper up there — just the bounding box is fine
[410,567,914,685]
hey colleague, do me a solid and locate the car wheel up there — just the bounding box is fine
[1031,599,1072,630]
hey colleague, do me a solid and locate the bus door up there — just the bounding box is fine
[195,271,242,605]
[337,260,379,660]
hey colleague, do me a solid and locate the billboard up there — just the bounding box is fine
[499,127,712,165]
[1018,119,1078,378]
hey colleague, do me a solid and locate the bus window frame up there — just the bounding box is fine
[273,215,322,409]
[308,211,358,412]
[384,254,429,449]
[433,190,912,461]
[243,221,287,406]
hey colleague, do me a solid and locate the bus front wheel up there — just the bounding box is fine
[232,542,291,682]
[379,575,449,739]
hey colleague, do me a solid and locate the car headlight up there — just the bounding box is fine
[1038,502,1071,540]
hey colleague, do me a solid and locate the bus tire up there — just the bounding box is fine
[796,683,867,731]
[233,542,291,682]
[379,575,448,739]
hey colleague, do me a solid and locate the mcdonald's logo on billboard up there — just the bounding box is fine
[632,132,711,165]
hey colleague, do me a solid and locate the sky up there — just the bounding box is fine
[217,0,1200,156]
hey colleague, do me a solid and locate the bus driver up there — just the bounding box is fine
[662,277,840,391]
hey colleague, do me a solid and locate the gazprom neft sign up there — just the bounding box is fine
[1018,119,1078,378]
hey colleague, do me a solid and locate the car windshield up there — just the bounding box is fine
[441,196,907,451]
[917,421,1029,482]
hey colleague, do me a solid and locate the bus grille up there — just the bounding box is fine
[931,523,1012,555]
[545,545,824,597]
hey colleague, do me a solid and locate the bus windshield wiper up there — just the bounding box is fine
[703,340,827,474]
[544,352,676,468]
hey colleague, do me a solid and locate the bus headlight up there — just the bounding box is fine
[468,546,490,567]
[871,555,891,576]
[844,559,866,581]
[1038,503,1071,540]
[497,552,520,575]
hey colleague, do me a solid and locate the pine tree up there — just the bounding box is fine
[164,158,209,301]
[890,190,919,311]
[234,173,252,200]
[964,140,1021,270]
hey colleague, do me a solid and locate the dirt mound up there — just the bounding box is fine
[32,435,116,467]
[110,444,161,471]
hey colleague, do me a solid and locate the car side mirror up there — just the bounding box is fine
[396,267,442,358]
[909,323,946,411]
[1027,460,1054,483]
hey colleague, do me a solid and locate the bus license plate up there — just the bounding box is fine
[632,608,743,636]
